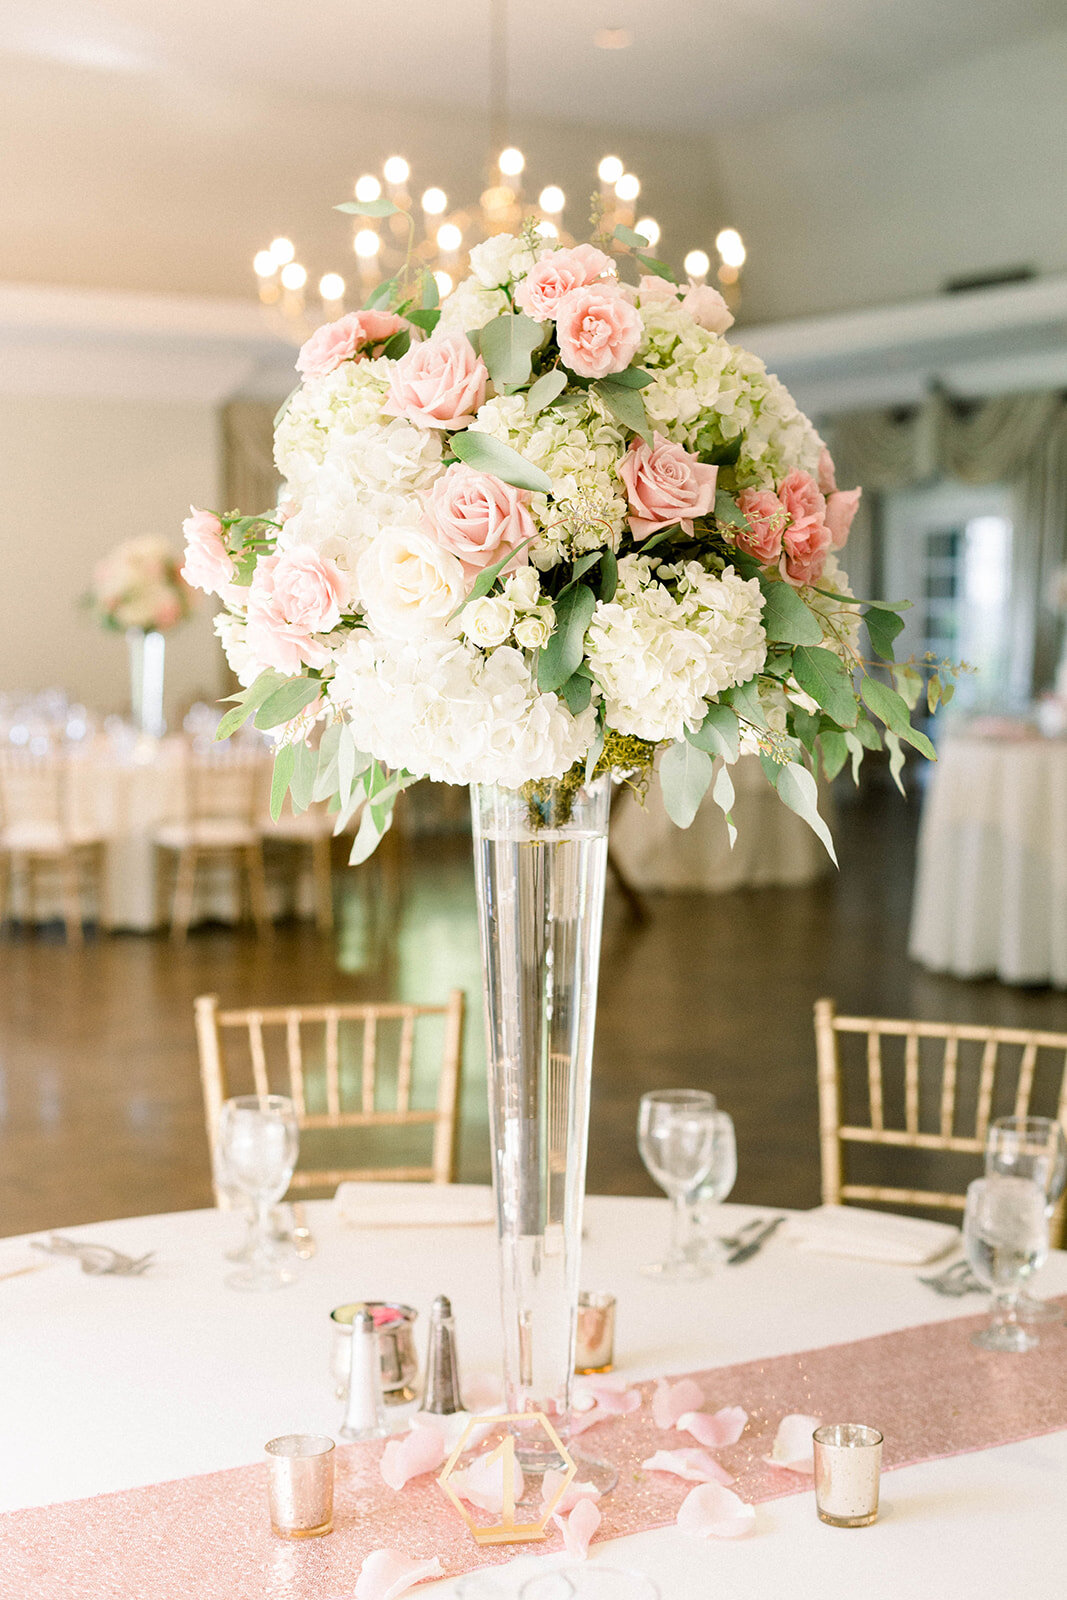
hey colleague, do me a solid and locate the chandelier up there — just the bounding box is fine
[252,3,746,341]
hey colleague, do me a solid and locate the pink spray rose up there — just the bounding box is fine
[635,274,680,307]
[421,464,534,576]
[245,547,345,674]
[296,310,406,379]
[777,469,831,586]
[681,280,734,335]
[514,244,614,322]
[180,507,234,596]
[735,488,788,564]
[825,487,862,550]
[554,283,643,379]
[816,447,837,496]
[383,334,488,430]
[620,433,718,539]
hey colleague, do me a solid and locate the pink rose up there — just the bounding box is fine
[296,310,405,379]
[735,489,788,564]
[620,433,718,539]
[681,281,734,335]
[816,447,837,496]
[555,283,643,380]
[514,245,614,322]
[245,548,344,673]
[777,469,830,586]
[383,334,488,430]
[636,274,680,307]
[421,464,534,576]
[825,487,861,549]
[180,507,234,596]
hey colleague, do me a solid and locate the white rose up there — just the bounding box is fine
[462,596,515,648]
[357,527,466,640]
[514,611,554,650]
[503,568,542,610]
[468,233,537,290]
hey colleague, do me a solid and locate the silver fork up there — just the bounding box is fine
[715,1216,767,1252]
[918,1258,983,1296]
[32,1237,155,1276]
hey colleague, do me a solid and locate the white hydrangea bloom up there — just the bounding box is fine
[435,278,509,338]
[213,611,261,688]
[467,234,537,290]
[585,556,766,743]
[329,633,594,787]
[274,358,392,496]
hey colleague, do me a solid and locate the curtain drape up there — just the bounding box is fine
[826,390,1067,695]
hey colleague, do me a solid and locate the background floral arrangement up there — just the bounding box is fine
[87,535,193,634]
[183,208,951,861]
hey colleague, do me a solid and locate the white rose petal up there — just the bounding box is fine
[356,527,466,640]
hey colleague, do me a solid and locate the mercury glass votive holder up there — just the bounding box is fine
[575,1291,616,1373]
[265,1434,335,1538]
[813,1423,883,1527]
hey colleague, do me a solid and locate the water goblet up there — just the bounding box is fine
[637,1090,718,1278]
[963,1174,1049,1352]
[986,1116,1067,1323]
[217,1094,300,1291]
[687,1111,737,1264]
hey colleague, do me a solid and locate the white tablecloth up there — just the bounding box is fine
[909,734,1067,985]
[2,1195,1062,1598]
[610,756,831,892]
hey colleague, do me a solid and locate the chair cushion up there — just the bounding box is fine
[154,820,260,850]
[0,822,101,853]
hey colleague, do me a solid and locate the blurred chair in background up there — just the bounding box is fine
[154,745,268,940]
[0,750,105,944]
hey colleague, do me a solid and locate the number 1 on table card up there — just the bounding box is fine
[437,1412,577,1545]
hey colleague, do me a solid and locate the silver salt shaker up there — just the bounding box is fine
[340,1309,388,1441]
[421,1294,463,1414]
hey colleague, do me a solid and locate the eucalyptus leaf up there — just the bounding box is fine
[584,718,606,785]
[714,490,751,531]
[537,582,596,693]
[288,739,318,813]
[479,313,545,390]
[885,729,907,796]
[450,430,552,494]
[598,549,618,601]
[790,707,821,752]
[363,275,398,311]
[591,378,654,443]
[791,646,858,728]
[311,722,343,802]
[347,801,391,865]
[861,675,936,758]
[420,268,439,310]
[843,730,866,783]
[605,365,654,389]
[687,702,740,763]
[214,670,284,741]
[566,552,603,587]
[660,739,714,829]
[639,523,682,553]
[335,197,401,218]
[560,672,593,715]
[759,578,823,646]
[724,676,767,730]
[864,605,906,661]
[254,676,322,731]
[273,385,299,430]
[526,370,568,416]
[773,761,838,865]
[613,224,651,249]
[819,728,849,782]
[270,744,297,822]
[711,761,737,848]
[381,329,411,360]
[635,252,678,283]
[449,535,536,618]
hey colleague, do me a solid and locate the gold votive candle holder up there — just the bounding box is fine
[575,1291,616,1373]
[265,1434,335,1538]
[813,1423,883,1527]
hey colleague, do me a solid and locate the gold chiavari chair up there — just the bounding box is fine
[814,998,1067,1245]
[193,989,465,1195]
[154,745,269,940]
[0,750,105,945]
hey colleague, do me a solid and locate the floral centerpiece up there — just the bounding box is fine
[88,535,192,634]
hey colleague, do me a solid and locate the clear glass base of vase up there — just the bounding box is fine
[569,1450,619,1495]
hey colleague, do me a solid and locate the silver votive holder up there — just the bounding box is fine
[330,1301,419,1405]
[575,1291,616,1374]
[813,1423,883,1527]
[265,1434,335,1539]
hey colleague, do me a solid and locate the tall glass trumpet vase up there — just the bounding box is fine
[126,628,167,738]
[471,774,616,1494]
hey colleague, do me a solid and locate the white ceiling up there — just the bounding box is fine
[2,0,1065,132]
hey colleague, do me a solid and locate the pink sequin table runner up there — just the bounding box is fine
[3,1299,1065,1600]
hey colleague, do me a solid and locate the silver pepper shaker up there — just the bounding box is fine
[340,1310,388,1441]
[421,1294,463,1414]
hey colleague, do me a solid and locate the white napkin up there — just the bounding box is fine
[786,1204,959,1265]
[334,1181,495,1229]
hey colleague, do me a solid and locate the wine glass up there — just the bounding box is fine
[986,1116,1067,1323]
[637,1090,718,1278]
[687,1112,738,1263]
[217,1095,300,1291]
[963,1174,1049,1352]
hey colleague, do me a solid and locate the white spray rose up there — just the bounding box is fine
[514,611,554,650]
[462,596,515,648]
[468,234,537,289]
[502,567,542,611]
[356,527,466,640]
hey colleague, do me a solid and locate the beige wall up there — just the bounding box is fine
[0,395,225,721]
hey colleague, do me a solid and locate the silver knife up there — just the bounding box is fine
[725,1215,786,1264]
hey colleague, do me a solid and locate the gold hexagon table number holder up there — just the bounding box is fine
[437,1412,577,1545]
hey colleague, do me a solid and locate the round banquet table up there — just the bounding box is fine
[1,1194,1064,1599]
[909,732,1067,986]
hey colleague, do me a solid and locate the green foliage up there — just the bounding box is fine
[448,535,536,619]
[270,744,296,822]
[711,761,737,847]
[526,370,568,416]
[791,646,859,728]
[537,583,596,693]
[213,670,286,740]
[819,728,849,781]
[771,760,838,864]
[605,365,654,389]
[686,702,740,763]
[335,197,401,218]
[759,578,824,646]
[380,329,411,359]
[660,738,714,828]
[479,312,546,390]
[450,430,552,494]
[860,675,936,759]
[714,490,752,532]
[254,676,322,731]
[865,605,906,661]
[592,378,654,443]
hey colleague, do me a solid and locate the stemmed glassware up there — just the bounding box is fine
[637,1090,719,1278]
[963,1174,1049,1351]
[688,1111,737,1262]
[985,1116,1067,1323]
[217,1095,300,1291]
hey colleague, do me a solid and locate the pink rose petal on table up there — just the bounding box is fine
[568,1387,641,1435]
[540,1467,602,1515]
[676,1406,748,1449]
[574,1378,641,1414]
[641,1447,735,1486]
[354,1550,445,1600]
[379,1421,447,1491]
[553,1495,602,1559]
[448,1448,525,1513]
[765,1413,821,1473]
[652,1377,705,1430]
[676,1482,756,1540]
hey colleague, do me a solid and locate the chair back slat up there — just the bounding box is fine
[938,1033,959,1139]
[814,999,1067,1246]
[0,751,67,830]
[194,990,465,1194]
